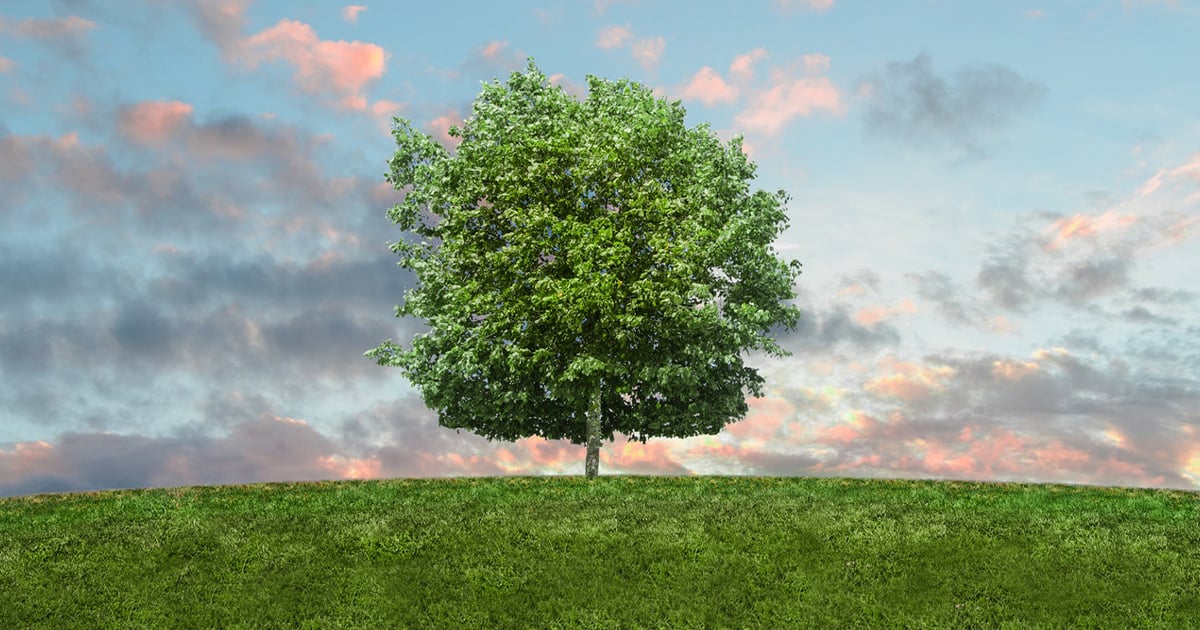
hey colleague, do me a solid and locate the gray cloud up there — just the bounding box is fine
[761,341,1200,491]
[977,256,1036,312]
[174,0,248,59]
[0,14,98,58]
[1053,257,1133,306]
[860,54,1046,158]
[0,393,563,499]
[906,270,989,328]
[0,108,423,447]
[836,268,882,294]
[973,220,1138,315]
[774,303,901,353]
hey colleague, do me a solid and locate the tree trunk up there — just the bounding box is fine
[584,378,602,480]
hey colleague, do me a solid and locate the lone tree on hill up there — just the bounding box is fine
[367,59,803,480]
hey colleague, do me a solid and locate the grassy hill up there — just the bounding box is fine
[2,475,1198,628]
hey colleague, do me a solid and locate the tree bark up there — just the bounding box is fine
[584,378,602,480]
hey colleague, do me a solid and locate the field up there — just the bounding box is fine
[2,475,1198,628]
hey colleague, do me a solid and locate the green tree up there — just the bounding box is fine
[366,60,802,480]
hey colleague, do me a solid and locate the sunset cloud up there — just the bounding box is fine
[0,15,97,38]
[428,111,464,150]
[863,359,957,402]
[854,298,917,326]
[679,66,738,106]
[1042,210,1138,250]
[342,5,368,23]
[734,76,841,135]
[729,48,768,82]
[992,359,1041,381]
[117,100,195,145]
[631,36,665,69]
[595,24,633,49]
[238,19,387,110]
[596,25,665,70]
[774,0,835,12]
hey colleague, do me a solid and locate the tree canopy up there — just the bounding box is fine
[366,59,803,478]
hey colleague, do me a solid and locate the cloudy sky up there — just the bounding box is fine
[2,0,1199,499]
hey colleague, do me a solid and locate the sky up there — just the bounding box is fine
[2,0,1199,499]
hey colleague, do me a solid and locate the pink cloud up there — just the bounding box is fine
[596,24,664,70]
[854,298,916,326]
[0,15,97,38]
[802,53,831,74]
[342,5,367,23]
[118,100,194,145]
[0,56,14,73]
[774,0,835,12]
[596,24,632,49]
[863,358,957,402]
[729,48,768,82]
[724,395,792,442]
[238,19,387,111]
[593,0,640,15]
[631,36,665,69]
[1042,210,1138,250]
[549,73,586,100]
[428,111,464,150]
[991,359,1041,381]
[679,67,738,106]
[371,99,403,118]
[480,40,509,59]
[734,76,841,135]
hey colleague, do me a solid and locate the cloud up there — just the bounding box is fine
[863,358,956,402]
[596,25,665,70]
[180,0,251,59]
[595,24,633,49]
[1042,210,1139,250]
[0,14,97,38]
[454,40,528,80]
[854,298,917,326]
[0,57,15,73]
[549,73,586,100]
[1122,0,1180,8]
[859,53,1046,158]
[679,67,738,106]
[427,111,464,150]
[774,0,835,12]
[592,0,640,16]
[729,48,768,82]
[237,19,388,111]
[773,302,903,354]
[974,153,1198,315]
[734,76,841,136]
[117,100,195,144]
[905,270,1019,332]
[0,14,97,56]
[1139,153,1200,197]
[630,36,665,69]
[342,5,367,23]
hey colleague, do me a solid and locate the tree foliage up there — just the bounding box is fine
[367,60,802,474]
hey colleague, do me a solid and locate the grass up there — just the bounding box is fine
[1,475,1198,629]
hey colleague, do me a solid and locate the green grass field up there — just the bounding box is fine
[2,475,1198,629]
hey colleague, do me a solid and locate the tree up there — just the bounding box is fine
[366,59,802,480]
